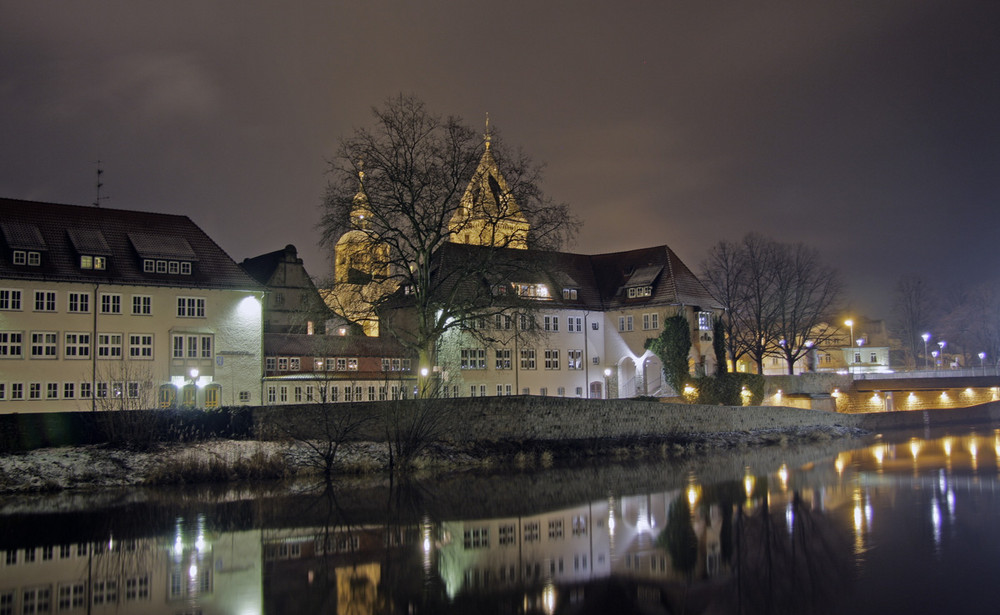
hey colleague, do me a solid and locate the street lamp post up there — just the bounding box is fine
[856,338,865,375]
[931,350,939,370]
[937,341,946,369]
[979,352,986,376]
[604,368,612,400]
[921,333,930,370]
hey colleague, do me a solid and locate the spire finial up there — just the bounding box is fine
[358,159,365,185]
[484,112,491,151]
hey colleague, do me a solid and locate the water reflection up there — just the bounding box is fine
[2,427,1000,614]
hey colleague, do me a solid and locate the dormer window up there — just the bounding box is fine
[144,259,193,275]
[626,285,652,299]
[80,255,106,270]
[562,288,578,300]
[13,250,41,266]
[514,283,550,300]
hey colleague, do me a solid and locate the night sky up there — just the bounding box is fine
[3,2,999,317]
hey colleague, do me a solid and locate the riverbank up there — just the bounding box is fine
[4,399,1000,494]
[0,424,866,494]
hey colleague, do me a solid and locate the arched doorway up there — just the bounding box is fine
[618,357,637,398]
[642,353,664,396]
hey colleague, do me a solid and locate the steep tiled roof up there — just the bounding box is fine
[0,197,261,290]
[264,332,413,357]
[426,242,720,311]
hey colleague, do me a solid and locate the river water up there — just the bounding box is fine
[2,426,999,614]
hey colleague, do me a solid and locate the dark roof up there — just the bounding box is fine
[426,242,721,311]
[0,197,262,290]
[240,244,301,285]
[264,332,413,357]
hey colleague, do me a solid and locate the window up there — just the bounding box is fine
[22,587,51,614]
[127,381,140,398]
[568,349,583,370]
[870,352,878,363]
[168,261,180,274]
[495,348,511,369]
[181,262,192,275]
[267,387,276,403]
[698,311,713,331]
[265,357,276,371]
[277,357,288,370]
[347,358,358,370]
[335,358,347,370]
[544,349,560,369]
[35,290,57,312]
[368,386,376,401]
[205,385,220,409]
[619,315,634,331]
[562,288,578,300]
[548,519,564,539]
[463,527,490,549]
[239,391,251,403]
[44,383,57,399]
[29,383,41,399]
[12,250,25,265]
[58,583,86,610]
[495,314,512,329]
[132,295,152,315]
[97,333,122,358]
[0,332,23,358]
[289,357,300,370]
[854,352,862,363]
[567,316,582,332]
[573,515,588,536]
[68,292,90,313]
[524,522,540,542]
[143,259,155,272]
[626,285,652,298]
[79,382,91,399]
[382,358,391,371]
[128,334,153,358]
[520,348,536,370]
[514,283,550,299]
[171,335,212,360]
[177,297,206,317]
[63,382,75,399]
[519,314,533,330]
[461,348,486,369]
[643,313,659,330]
[156,260,167,273]
[0,289,21,310]
[499,523,517,546]
[544,316,559,332]
[125,576,150,601]
[100,293,121,314]
[65,333,91,358]
[29,331,57,359]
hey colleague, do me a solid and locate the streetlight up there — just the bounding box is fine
[937,341,946,369]
[921,333,930,369]
[604,368,612,399]
[845,319,854,350]
[932,350,939,370]
[856,338,865,374]
[979,352,986,375]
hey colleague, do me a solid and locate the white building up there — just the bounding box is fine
[0,198,265,413]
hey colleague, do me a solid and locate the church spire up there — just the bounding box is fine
[350,160,371,230]
[484,112,491,151]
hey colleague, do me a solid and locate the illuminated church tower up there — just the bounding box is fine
[332,166,388,336]
[448,117,530,249]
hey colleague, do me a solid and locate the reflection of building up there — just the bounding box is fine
[0,519,262,615]
[0,198,264,413]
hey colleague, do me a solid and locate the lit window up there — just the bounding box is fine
[698,312,712,331]
[93,256,106,270]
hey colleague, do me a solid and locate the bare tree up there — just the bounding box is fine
[889,275,938,367]
[319,94,578,394]
[772,242,843,374]
[703,234,842,374]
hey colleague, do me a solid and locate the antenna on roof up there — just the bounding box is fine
[93,160,109,207]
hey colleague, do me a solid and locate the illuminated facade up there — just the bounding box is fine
[0,198,264,413]
[434,243,723,399]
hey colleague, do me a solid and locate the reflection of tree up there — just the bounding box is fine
[729,491,853,614]
[659,497,698,577]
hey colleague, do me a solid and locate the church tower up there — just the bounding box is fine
[331,166,387,336]
[448,117,530,249]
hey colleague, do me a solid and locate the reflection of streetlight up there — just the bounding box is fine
[921,333,930,369]
[604,368,612,399]
[931,350,939,369]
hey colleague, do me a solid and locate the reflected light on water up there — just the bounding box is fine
[542,582,557,615]
[743,470,755,499]
[835,454,846,476]
[943,437,953,457]
[910,438,921,460]
[778,464,789,491]
[872,444,885,465]
[931,497,942,548]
